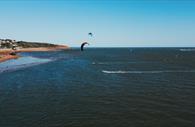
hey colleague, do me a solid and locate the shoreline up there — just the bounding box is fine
[0,45,69,63]
[0,55,20,63]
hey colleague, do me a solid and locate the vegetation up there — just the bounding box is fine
[16,41,57,48]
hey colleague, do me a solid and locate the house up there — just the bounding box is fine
[0,39,18,49]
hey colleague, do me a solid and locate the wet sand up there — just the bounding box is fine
[0,54,19,63]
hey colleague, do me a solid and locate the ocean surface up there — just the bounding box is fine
[0,48,195,127]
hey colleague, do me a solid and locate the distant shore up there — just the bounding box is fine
[0,45,69,63]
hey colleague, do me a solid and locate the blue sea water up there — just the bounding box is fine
[0,48,195,127]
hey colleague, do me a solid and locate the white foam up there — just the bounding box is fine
[102,70,195,74]
[92,61,150,65]
[179,49,195,52]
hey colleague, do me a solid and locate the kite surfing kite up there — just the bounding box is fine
[81,42,89,51]
[80,33,93,51]
[88,32,93,37]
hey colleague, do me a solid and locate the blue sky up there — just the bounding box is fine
[0,0,195,47]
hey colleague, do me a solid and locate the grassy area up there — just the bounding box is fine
[16,41,57,48]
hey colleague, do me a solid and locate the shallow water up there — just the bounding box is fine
[0,56,51,73]
[0,48,195,127]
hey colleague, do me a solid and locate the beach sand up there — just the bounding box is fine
[0,45,69,63]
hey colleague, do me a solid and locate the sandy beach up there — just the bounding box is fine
[0,45,69,63]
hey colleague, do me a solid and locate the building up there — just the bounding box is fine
[0,39,18,49]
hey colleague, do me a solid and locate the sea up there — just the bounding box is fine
[0,48,195,127]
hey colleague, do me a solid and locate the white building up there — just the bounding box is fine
[0,39,18,49]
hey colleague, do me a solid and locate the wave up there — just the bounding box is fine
[102,70,195,74]
[179,49,195,52]
[92,61,155,65]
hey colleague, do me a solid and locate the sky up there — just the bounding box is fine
[0,0,195,47]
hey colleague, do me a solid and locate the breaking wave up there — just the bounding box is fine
[92,61,155,65]
[179,49,195,52]
[102,70,195,74]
